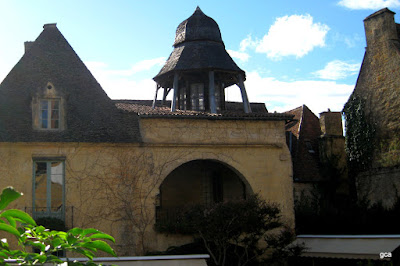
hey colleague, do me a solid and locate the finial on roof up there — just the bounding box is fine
[196,6,201,11]
[43,23,57,29]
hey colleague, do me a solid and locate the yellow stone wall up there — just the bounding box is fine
[0,117,294,255]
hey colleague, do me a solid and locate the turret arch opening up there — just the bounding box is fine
[156,159,252,222]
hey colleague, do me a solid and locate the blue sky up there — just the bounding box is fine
[1,0,400,115]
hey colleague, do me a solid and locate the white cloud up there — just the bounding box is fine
[85,58,165,100]
[338,0,400,9]
[313,60,360,80]
[93,57,166,77]
[225,71,353,115]
[131,57,166,73]
[255,14,329,60]
[239,35,257,52]
[227,49,250,62]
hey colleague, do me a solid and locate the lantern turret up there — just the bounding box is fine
[153,7,251,113]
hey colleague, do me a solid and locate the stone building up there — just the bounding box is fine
[285,105,347,211]
[344,8,400,208]
[0,8,294,255]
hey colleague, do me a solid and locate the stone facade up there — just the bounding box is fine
[356,167,400,209]
[0,16,295,256]
[345,8,400,208]
[350,8,400,163]
[0,119,294,255]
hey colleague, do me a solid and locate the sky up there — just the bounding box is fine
[1,0,400,116]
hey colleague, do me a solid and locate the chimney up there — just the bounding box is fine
[319,110,343,136]
[364,8,398,48]
[43,23,57,29]
[24,41,34,54]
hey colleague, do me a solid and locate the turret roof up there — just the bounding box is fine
[153,7,244,88]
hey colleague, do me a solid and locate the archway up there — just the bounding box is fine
[156,159,251,221]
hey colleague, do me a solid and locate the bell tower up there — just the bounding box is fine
[153,7,251,113]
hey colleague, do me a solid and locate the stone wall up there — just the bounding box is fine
[352,9,400,164]
[356,167,400,209]
[0,117,294,255]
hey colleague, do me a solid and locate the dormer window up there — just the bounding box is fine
[40,99,60,129]
[32,82,65,131]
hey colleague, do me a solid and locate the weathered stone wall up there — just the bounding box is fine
[352,9,400,164]
[356,167,400,209]
[0,117,294,255]
[140,118,285,145]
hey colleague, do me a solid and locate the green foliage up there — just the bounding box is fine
[343,93,376,172]
[0,187,116,265]
[155,195,302,266]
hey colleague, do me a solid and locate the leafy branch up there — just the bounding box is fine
[0,187,116,265]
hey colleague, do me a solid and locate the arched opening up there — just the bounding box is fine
[156,160,251,222]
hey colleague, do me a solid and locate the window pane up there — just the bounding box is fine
[51,100,59,110]
[41,108,48,129]
[51,110,59,119]
[40,100,48,110]
[41,119,48,129]
[51,120,59,129]
[35,162,47,210]
[51,162,63,210]
[34,161,64,216]
[39,99,60,129]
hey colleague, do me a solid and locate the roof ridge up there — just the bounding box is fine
[364,8,395,21]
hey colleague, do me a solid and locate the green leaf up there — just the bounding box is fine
[50,237,63,248]
[36,254,47,263]
[67,234,78,245]
[29,241,46,252]
[69,227,83,236]
[0,187,22,211]
[82,228,99,236]
[82,240,116,257]
[4,216,16,228]
[0,238,9,250]
[74,247,95,260]
[53,231,68,240]
[88,233,115,243]
[0,223,21,237]
[0,209,36,226]
[34,225,46,234]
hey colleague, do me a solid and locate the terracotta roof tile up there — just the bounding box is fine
[285,105,324,182]
[115,100,293,120]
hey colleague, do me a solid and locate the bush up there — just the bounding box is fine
[0,187,116,265]
[155,195,302,266]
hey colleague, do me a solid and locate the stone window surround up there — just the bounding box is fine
[32,82,66,131]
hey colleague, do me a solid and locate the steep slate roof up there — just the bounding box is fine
[0,24,141,142]
[153,7,245,88]
[285,105,323,182]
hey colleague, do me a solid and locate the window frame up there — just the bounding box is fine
[32,159,65,220]
[39,98,61,130]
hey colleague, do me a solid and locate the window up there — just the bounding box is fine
[33,161,64,220]
[305,141,315,154]
[190,83,205,111]
[40,99,60,129]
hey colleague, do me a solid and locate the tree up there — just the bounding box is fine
[0,187,116,265]
[156,195,302,266]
